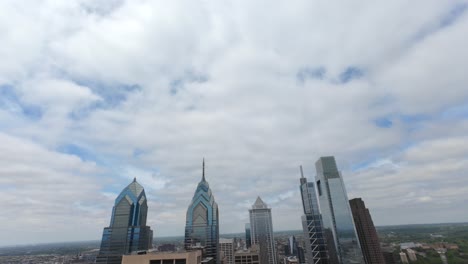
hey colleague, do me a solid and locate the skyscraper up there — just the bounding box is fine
[185,160,220,264]
[315,156,364,264]
[349,198,385,264]
[245,223,252,249]
[287,236,298,256]
[299,166,329,264]
[96,178,153,264]
[249,197,277,264]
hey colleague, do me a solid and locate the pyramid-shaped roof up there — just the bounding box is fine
[124,177,144,197]
[252,196,268,209]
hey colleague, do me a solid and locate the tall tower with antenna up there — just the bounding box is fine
[184,159,220,264]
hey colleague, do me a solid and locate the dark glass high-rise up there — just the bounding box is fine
[299,166,329,264]
[349,198,385,264]
[315,157,364,264]
[245,223,252,248]
[96,178,153,264]
[185,160,220,264]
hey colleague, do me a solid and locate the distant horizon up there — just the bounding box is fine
[1,221,467,248]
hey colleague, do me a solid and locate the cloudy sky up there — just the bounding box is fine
[1,0,468,246]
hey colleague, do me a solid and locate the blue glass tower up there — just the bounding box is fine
[245,223,252,248]
[185,160,220,264]
[315,157,364,264]
[96,178,153,264]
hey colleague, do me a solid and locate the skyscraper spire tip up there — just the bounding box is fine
[202,158,206,181]
[133,177,136,182]
[300,165,304,178]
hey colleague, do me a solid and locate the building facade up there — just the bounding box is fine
[121,250,202,264]
[299,166,329,264]
[349,198,385,264]
[96,178,153,264]
[249,197,277,264]
[220,238,235,264]
[185,160,220,264]
[315,157,364,264]
[234,244,261,264]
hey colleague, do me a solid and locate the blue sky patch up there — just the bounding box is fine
[67,81,141,120]
[296,67,326,84]
[339,66,364,83]
[58,143,98,163]
[374,117,393,128]
[169,71,208,95]
[440,3,467,27]
[0,85,43,121]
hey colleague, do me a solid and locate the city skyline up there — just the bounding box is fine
[1,0,468,247]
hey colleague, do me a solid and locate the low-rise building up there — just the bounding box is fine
[406,249,417,262]
[122,250,202,264]
[234,245,260,264]
[399,252,409,264]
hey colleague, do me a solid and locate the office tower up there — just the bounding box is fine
[96,178,153,264]
[249,197,277,264]
[122,250,202,264]
[245,223,252,249]
[234,244,261,264]
[220,238,235,264]
[288,236,298,256]
[297,246,306,264]
[315,157,364,264]
[185,160,220,264]
[299,166,329,264]
[349,198,385,264]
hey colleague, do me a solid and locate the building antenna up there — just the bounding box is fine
[300,165,305,178]
[202,158,206,181]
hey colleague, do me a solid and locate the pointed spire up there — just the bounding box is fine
[253,196,267,209]
[300,165,304,178]
[133,177,137,182]
[202,158,206,181]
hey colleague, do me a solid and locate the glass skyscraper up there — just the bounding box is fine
[245,223,252,248]
[349,198,385,264]
[185,160,220,264]
[299,166,329,264]
[315,157,364,264]
[96,178,153,264]
[249,197,277,264]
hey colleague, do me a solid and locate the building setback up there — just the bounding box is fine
[315,156,364,264]
[96,178,153,264]
[349,198,385,264]
[299,166,329,264]
[249,197,277,264]
[185,160,220,264]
